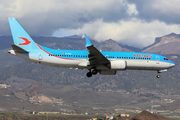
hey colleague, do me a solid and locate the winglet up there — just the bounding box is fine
[84,34,92,47]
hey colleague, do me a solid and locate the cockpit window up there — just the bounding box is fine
[164,58,168,60]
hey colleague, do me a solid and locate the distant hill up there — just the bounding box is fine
[97,39,133,52]
[130,110,170,120]
[0,34,180,113]
[0,35,133,52]
[143,33,180,54]
[0,34,179,95]
[0,53,179,95]
[2,33,180,54]
[0,81,133,113]
[116,110,171,120]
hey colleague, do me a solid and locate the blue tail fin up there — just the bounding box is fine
[8,17,39,52]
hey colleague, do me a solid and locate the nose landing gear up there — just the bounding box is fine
[156,69,167,78]
[156,71,161,78]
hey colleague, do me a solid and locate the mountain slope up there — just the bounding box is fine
[0,54,179,95]
[143,33,180,54]
[0,36,132,52]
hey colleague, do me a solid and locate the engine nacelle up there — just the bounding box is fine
[99,70,116,75]
[110,60,126,70]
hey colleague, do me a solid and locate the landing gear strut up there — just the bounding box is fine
[92,69,98,75]
[156,71,161,78]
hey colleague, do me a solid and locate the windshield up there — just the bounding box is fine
[164,58,168,60]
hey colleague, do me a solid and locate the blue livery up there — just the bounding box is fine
[8,17,175,78]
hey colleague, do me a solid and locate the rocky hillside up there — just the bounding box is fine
[97,39,132,52]
[0,35,132,52]
[130,110,170,120]
[2,33,180,54]
[143,33,180,54]
[118,110,171,120]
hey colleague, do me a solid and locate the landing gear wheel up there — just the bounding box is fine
[92,69,98,75]
[86,72,92,77]
[156,75,160,78]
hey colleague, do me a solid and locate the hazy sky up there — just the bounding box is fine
[1,0,180,48]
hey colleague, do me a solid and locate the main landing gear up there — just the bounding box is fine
[86,69,98,77]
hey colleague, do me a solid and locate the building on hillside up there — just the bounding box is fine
[92,118,97,120]
[38,112,60,114]
[106,112,114,120]
[0,84,11,88]
[121,114,129,117]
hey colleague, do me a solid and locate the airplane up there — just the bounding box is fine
[7,17,175,78]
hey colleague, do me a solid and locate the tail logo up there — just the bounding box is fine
[17,37,31,45]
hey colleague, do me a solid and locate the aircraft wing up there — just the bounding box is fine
[84,34,110,68]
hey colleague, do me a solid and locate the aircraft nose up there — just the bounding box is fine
[170,62,175,68]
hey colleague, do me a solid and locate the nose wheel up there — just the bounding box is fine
[156,74,160,78]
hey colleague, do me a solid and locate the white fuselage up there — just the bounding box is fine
[8,50,175,71]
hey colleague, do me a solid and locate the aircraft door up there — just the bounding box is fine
[38,52,43,60]
[156,56,160,64]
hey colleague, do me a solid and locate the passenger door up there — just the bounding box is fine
[38,52,43,60]
[156,56,160,64]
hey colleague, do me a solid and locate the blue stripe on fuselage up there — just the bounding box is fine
[40,45,174,64]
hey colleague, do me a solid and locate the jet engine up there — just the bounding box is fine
[110,60,126,70]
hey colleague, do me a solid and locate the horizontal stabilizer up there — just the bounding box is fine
[11,44,29,53]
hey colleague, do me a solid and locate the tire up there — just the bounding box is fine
[156,75,160,78]
[86,72,92,77]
